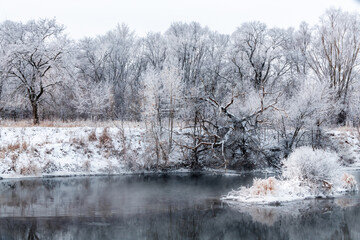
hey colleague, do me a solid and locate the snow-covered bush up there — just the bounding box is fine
[223,146,357,203]
[224,175,310,202]
[282,147,341,188]
[282,147,358,193]
[341,173,357,191]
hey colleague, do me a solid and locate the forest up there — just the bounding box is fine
[1,8,360,170]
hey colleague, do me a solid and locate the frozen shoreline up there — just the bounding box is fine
[0,167,270,180]
[0,127,148,179]
[0,126,359,179]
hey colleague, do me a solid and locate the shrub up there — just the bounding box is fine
[71,137,86,148]
[42,161,59,174]
[88,130,97,142]
[82,160,91,172]
[282,146,341,184]
[223,147,357,203]
[19,161,40,175]
[11,154,18,171]
[99,128,112,148]
[7,142,21,152]
[21,141,28,151]
[341,173,357,191]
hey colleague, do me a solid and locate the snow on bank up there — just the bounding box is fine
[1,126,360,179]
[222,147,358,203]
[0,127,153,178]
[328,129,360,169]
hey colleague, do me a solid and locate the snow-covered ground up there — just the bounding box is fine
[328,128,360,169]
[1,126,360,181]
[0,127,135,178]
[0,126,185,178]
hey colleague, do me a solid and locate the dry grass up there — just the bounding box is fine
[71,137,86,148]
[0,119,186,129]
[250,177,277,196]
[6,141,30,153]
[88,130,97,142]
[82,160,91,171]
[0,120,147,128]
[7,142,21,152]
[99,128,112,148]
[334,126,357,132]
[0,149,5,159]
[19,162,40,175]
[21,141,28,151]
[11,154,18,171]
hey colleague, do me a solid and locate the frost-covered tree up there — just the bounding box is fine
[141,66,184,167]
[271,78,332,156]
[293,22,312,75]
[230,22,292,90]
[75,37,109,83]
[165,22,209,85]
[141,69,166,167]
[75,24,145,120]
[309,9,360,124]
[143,32,167,70]
[0,10,359,169]
[0,19,68,124]
[101,24,136,117]
[71,79,114,120]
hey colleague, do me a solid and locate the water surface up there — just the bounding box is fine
[0,172,359,240]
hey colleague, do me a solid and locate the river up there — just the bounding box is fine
[0,172,359,239]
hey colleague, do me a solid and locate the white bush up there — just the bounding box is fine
[223,146,357,203]
[282,146,341,184]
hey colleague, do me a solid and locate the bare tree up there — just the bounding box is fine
[308,9,360,124]
[143,32,167,70]
[0,19,68,124]
[230,22,292,115]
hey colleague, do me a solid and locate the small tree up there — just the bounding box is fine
[141,67,183,167]
[141,69,165,167]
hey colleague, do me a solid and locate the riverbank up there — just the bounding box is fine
[0,124,359,179]
[0,126,176,178]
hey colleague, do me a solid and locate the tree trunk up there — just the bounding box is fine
[31,101,40,125]
[168,93,174,152]
[192,110,199,167]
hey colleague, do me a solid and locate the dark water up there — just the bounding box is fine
[0,172,359,240]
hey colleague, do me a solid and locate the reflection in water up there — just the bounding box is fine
[0,173,358,239]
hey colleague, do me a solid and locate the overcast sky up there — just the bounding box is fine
[0,0,359,39]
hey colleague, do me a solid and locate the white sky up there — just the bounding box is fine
[0,0,360,39]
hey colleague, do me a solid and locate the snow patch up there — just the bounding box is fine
[0,126,182,178]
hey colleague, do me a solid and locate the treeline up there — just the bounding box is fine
[0,8,360,169]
